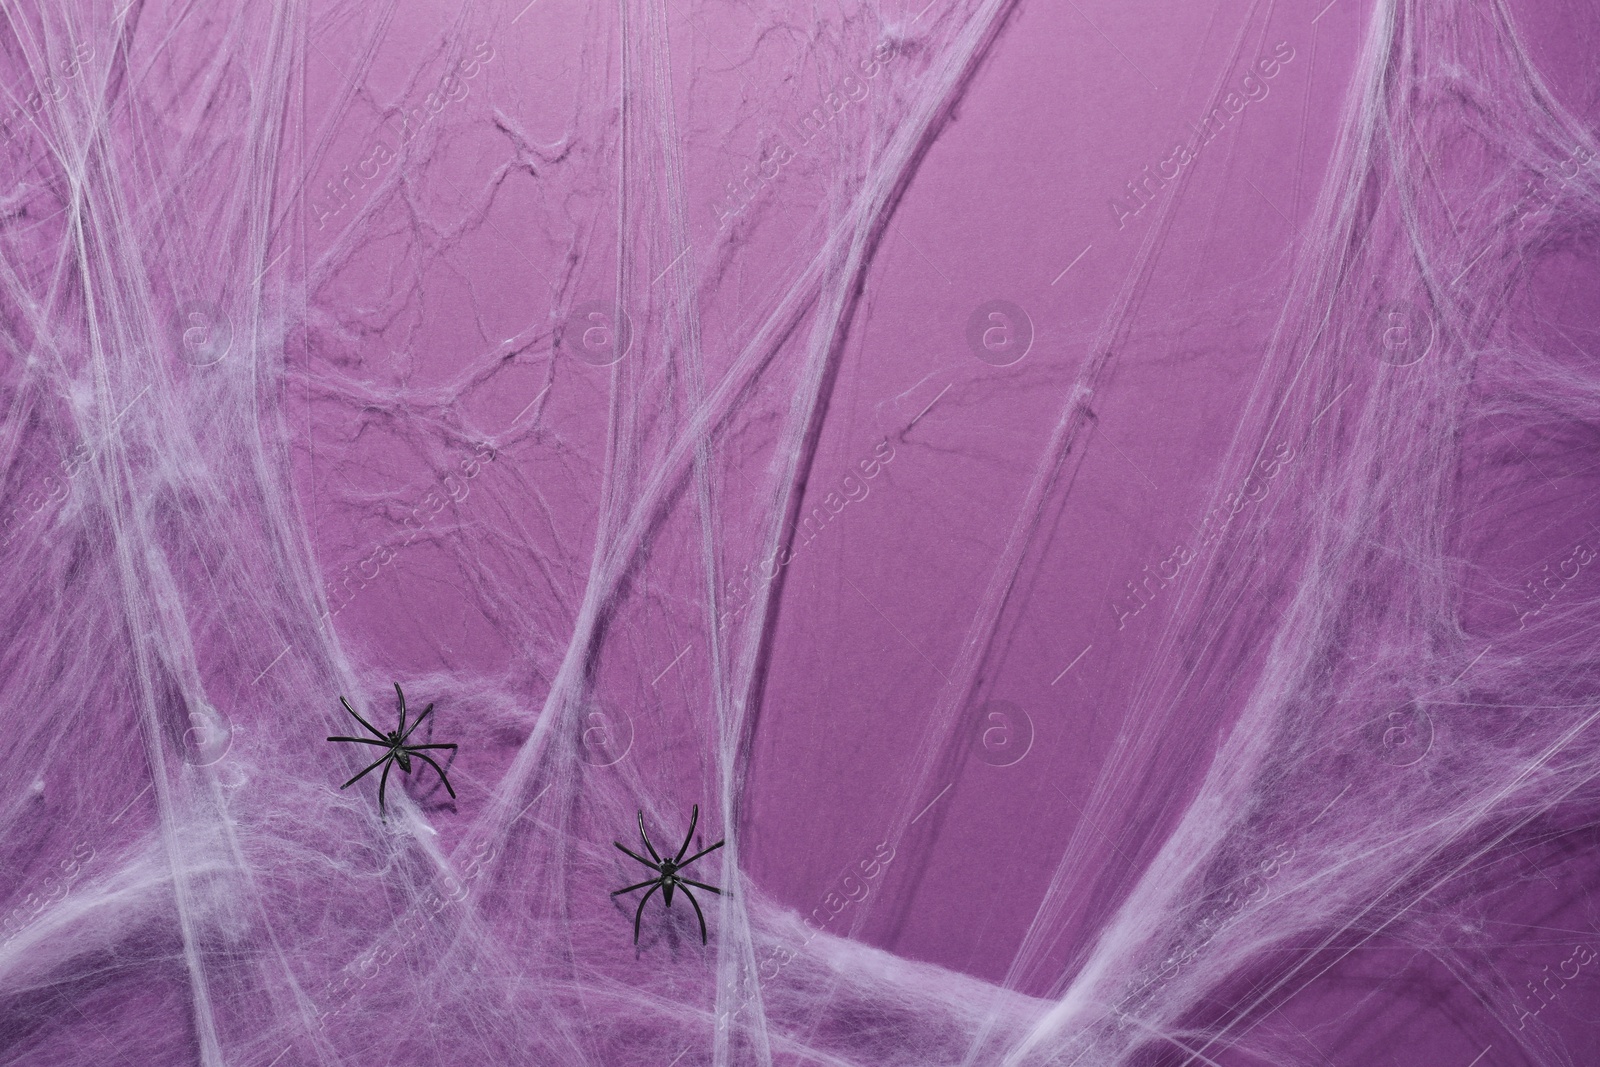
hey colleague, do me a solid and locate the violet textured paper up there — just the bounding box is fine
[3,0,1600,1065]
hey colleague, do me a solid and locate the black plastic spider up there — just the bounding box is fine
[612,804,725,944]
[327,683,457,817]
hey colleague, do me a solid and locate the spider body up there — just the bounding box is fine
[612,804,724,944]
[327,683,457,816]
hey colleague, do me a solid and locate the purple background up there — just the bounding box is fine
[3,0,1600,1063]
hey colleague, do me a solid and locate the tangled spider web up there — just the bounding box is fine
[2,0,1600,1065]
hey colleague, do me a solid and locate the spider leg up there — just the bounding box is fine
[674,804,701,863]
[614,844,659,870]
[680,877,723,896]
[678,839,725,868]
[327,736,390,747]
[672,806,704,863]
[611,878,659,897]
[408,750,457,799]
[631,882,661,944]
[377,759,395,815]
[393,682,407,736]
[340,751,393,789]
[679,884,711,944]
[399,702,438,743]
[637,811,662,863]
[339,696,387,740]
[405,742,457,751]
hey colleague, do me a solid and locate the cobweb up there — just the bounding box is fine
[2,0,1600,1064]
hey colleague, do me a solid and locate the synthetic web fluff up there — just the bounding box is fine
[0,0,1596,1066]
